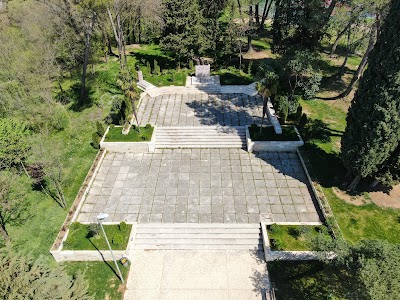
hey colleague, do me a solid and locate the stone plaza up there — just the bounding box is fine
[78,148,320,224]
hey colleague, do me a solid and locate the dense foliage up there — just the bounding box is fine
[341,0,400,187]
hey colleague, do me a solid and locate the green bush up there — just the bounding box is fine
[112,233,124,246]
[118,221,128,231]
[96,121,105,137]
[189,59,194,70]
[275,95,289,123]
[269,224,282,234]
[145,123,152,129]
[153,59,161,75]
[50,107,69,131]
[299,225,312,236]
[271,238,283,250]
[87,224,100,239]
[247,61,253,75]
[92,132,101,149]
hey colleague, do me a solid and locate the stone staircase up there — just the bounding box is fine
[134,223,263,250]
[137,80,159,97]
[155,126,246,149]
[220,83,258,96]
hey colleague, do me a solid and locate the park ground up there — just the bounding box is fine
[7,30,399,299]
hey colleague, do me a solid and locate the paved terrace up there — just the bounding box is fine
[137,93,265,126]
[78,149,321,224]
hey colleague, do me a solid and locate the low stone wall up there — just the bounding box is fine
[51,249,128,262]
[246,126,304,152]
[100,126,156,153]
[266,98,282,134]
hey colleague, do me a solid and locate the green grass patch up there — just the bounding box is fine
[252,38,272,50]
[63,223,131,250]
[299,99,400,244]
[267,224,331,251]
[105,125,153,142]
[145,69,190,87]
[64,261,129,300]
[268,260,358,299]
[249,125,300,141]
[216,68,253,85]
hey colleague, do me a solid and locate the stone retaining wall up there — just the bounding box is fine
[246,126,304,152]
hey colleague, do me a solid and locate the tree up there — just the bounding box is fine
[160,0,206,64]
[0,118,30,170]
[0,246,92,300]
[272,0,337,53]
[282,50,322,99]
[0,172,30,241]
[341,0,400,189]
[314,238,400,300]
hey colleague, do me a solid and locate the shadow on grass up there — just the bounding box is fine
[268,260,360,300]
[132,52,176,70]
[87,238,123,282]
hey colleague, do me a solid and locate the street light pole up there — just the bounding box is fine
[97,213,124,284]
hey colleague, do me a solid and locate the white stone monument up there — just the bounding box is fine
[195,65,210,78]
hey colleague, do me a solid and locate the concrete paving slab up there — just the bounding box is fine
[124,250,269,300]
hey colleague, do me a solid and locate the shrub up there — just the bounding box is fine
[112,233,124,246]
[299,225,312,236]
[271,238,283,250]
[69,222,80,231]
[153,59,161,75]
[288,227,301,239]
[189,59,194,70]
[295,105,303,123]
[119,221,128,231]
[298,113,308,129]
[87,224,100,239]
[247,61,253,75]
[96,121,105,137]
[269,224,281,234]
[92,132,101,149]
[50,107,69,131]
[275,95,289,122]
[145,123,152,129]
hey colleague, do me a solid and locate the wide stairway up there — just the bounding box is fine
[134,223,263,250]
[155,126,246,149]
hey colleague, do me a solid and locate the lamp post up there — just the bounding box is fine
[96,213,124,284]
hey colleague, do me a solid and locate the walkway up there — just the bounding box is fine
[137,93,265,127]
[77,149,321,224]
[124,250,269,300]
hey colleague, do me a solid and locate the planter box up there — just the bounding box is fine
[246,125,304,153]
[100,126,156,153]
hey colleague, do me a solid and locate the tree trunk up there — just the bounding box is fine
[370,179,380,188]
[79,12,96,106]
[330,22,351,57]
[247,35,253,52]
[258,0,273,32]
[337,27,352,77]
[0,217,10,242]
[348,175,361,190]
[317,20,378,100]
[237,0,244,23]
[255,4,259,25]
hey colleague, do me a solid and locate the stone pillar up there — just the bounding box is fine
[137,70,143,82]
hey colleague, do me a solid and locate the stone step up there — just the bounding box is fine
[136,233,262,239]
[137,223,261,228]
[134,223,262,250]
[134,244,264,250]
[155,126,246,149]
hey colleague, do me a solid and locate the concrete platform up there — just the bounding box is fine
[77,149,321,224]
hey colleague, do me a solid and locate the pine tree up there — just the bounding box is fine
[0,246,92,300]
[341,0,400,189]
[160,0,206,64]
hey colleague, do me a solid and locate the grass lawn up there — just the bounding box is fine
[249,125,300,141]
[63,223,132,250]
[299,99,400,244]
[145,69,190,86]
[216,68,254,85]
[64,261,130,300]
[268,261,358,300]
[105,126,154,142]
[267,225,331,251]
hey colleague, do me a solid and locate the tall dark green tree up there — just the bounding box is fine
[272,0,337,52]
[341,0,400,189]
[160,0,206,64]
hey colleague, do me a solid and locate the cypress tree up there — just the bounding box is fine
[341,0,400,189]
